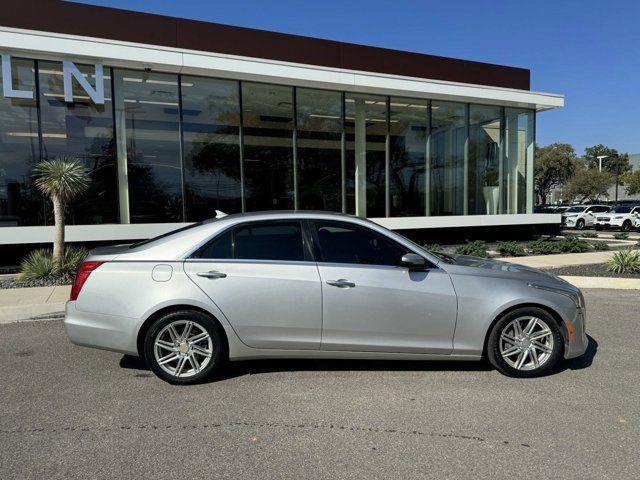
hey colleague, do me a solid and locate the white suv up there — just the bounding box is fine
[561,204,610,230]
[594,205,640,232]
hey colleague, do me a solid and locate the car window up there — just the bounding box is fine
[313,221,409,266]
[234,222,304,261]
[192,229,233,259]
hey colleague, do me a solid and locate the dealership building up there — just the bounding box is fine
[0,1,563,257]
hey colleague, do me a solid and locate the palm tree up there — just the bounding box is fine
[34,157,90,269]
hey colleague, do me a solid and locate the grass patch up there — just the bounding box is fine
[423,243,444,253]
[613,232,630,240]
[496,241,526,257]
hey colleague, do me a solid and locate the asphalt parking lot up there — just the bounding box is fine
[1,289,638,479]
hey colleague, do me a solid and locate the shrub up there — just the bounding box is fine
[423,243,444,253]
[18,249,56,281]
[527,237,591,255]
[18,246,88,281]
[496,241,526,257]
[580,231,598,238]
[455,240,490,258]
[557,236,591,253]
[607,249,640,274]
[613,232,629,240]
[590,241,609,251]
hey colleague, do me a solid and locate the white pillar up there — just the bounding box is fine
[113,72,130,224]
[354,98,367,217]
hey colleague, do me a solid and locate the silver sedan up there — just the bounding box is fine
[64,211,588,384]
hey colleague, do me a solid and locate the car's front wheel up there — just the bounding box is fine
[576,219,585,230]
[622,220,632,232]
[487,307,563,378]
[143,310,225,384]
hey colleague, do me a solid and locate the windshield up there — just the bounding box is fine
[607,206,632,213]
[565,206,586,213]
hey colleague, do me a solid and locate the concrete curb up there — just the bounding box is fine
[559,276,640,290]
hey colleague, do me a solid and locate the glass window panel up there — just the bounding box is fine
[38,61,118,224]
[345,93,387,217]
[505,108,534,214]
[181,76,241,221]
[0,58,43,226]
[113,69,183,223]
[469,105,502,215]
[430,101,465,216]
[241,82,294,211]
[313,221,409,266]
[192,228,233,259]
[296,88,342,211]
[234,221,303,261]
[389,97,428,216]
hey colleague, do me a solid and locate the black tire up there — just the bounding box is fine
[621,220,631,232]
[487,307,563,378]
[143,310,226,385]
[576,219,585,230]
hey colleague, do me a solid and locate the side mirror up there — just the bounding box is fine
[401,253,427,270]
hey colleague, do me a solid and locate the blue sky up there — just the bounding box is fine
[76,0,640,155]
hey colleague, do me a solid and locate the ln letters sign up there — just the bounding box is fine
[1,54,104,105]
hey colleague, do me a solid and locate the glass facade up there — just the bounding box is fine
[0,55,536,229]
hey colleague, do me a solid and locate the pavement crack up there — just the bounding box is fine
[0,421,531,448]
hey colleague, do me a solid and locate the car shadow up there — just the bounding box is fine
[556,334,598,372]
[118,334,597,381]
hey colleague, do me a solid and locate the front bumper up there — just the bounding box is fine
[594,219,624,228]
[64,301,140,356]
[564,305,588,359]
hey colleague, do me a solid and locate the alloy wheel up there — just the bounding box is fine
[499,316,554,371]
[153,320,214,378]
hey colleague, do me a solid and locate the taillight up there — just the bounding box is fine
[70,261,104,301]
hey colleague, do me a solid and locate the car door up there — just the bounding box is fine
[584,206,597,226]
[310,220,458,354]
[184,220,322,350]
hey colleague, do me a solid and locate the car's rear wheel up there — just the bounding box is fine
[487,307,563,378]
[143,310,225,384]
[576,219,585,230]
[622,220,632,232]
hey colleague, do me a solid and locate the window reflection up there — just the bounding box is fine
[389,97,428,216]
[505,108,534,214]
[181,76,241,221]
[242,82,294,211]
[430,101,465,216]
[113,69,183,223]
[39,61,117,224]
[345,93,386,217]
[469,105,502,215]
[0,58,42,226]
[296,88,342,211]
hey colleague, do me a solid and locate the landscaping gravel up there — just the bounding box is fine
[0,277,72,290]
[543,262,640,279]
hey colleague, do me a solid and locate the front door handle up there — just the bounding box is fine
[196,270,227,279]
[326,279,355,288]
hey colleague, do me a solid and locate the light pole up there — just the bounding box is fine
[596,155,608,172]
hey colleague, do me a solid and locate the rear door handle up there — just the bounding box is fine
[326,279,355,288]
[197,270,227,279]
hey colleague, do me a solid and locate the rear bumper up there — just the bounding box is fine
[64,301,140,356]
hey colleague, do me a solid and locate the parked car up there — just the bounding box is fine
[561,204,610,229]
[64,211,588,384]
[594,205,640,231]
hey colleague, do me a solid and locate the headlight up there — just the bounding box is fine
[528,283,583,308]
[614,216,623,219]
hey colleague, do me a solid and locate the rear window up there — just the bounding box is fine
[129,222,203,249]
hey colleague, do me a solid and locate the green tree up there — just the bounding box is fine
[34,157,90,269]
[534,143,576,204]
[584,144,631,175]
[566,159,614,203]
[623,170,640,196]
